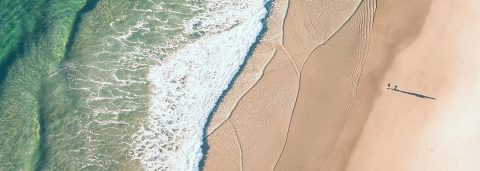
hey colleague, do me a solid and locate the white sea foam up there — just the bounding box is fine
[130,0,269,170]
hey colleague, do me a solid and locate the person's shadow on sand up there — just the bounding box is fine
[387,84,436,100]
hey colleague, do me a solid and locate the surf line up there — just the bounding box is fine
[197,1,273,170]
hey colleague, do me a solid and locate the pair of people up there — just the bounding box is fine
[387,83,397,90]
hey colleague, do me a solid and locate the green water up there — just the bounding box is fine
[0,0,87,169]
[0,0,206,170]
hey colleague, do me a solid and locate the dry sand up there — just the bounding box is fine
[204,0,480,170]
[346,0,480,170]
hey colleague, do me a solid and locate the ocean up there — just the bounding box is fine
[0,0,270,170]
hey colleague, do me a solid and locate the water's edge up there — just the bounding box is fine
[198,1,274,170]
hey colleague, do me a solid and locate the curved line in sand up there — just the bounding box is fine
[279,0,300,76]
[207,0,292,137]
[207,49,278,136]
[272,0,367,170]
[228,120,244,171]
[313,0,376,169]
[315,2,376,169]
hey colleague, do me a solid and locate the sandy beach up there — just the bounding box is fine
[204,0,480,170]
[346,0,480,170]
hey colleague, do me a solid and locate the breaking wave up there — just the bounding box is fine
[130,0,270,170]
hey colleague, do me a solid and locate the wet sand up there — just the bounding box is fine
[203,0,295,170]
[204,0,480,170]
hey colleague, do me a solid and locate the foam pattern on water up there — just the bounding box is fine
[52,1,207,169]
[130,0,269,170]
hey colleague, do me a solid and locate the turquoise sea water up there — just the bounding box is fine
[0,0,268,170]
[0,1,88,169]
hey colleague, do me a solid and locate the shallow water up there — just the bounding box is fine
[0,0,269,170]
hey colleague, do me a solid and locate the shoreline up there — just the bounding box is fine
[204,0,480,170]
[204,0,377,169]
[203,0,291,170]
[199,0,275,168]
